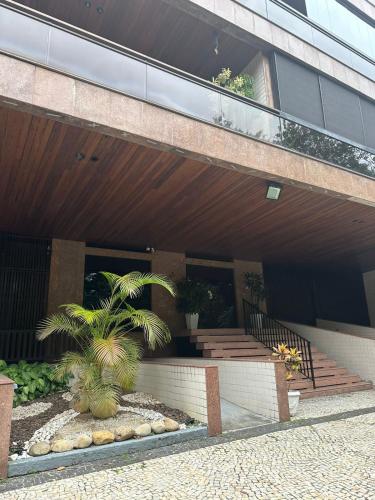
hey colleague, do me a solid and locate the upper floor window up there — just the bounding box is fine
[282,0,375,60]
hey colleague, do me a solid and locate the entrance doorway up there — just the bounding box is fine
[186,265,237,328]
[84,255,151,310]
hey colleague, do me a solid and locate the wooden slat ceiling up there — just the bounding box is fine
[15,0,258,80]
[1,106,375,270]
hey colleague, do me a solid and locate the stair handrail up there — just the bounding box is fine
[243,299,316,389]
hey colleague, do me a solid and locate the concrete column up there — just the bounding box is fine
[47,239,86,314]
[234,260,264,327]
[151,250,186,337]
[363,270,375,327]
[0,376,14,479]
[45,239,85,360]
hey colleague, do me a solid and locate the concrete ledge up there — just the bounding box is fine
[8,426,207,477]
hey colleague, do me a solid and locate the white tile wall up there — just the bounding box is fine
[317,319,375,340]
[283,321,375,384]
[135,363,209,423]
[151,358,280,422]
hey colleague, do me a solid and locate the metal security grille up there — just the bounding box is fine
[0,233,51,362]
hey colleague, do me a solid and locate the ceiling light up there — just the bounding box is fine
[90,156,99,162]
[266,182,282,201]
[84,1,91,7]
[97,6,104,14]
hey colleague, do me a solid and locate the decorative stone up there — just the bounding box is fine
[134,423,152,437]
[73,434,93,449]
[92,430,115,446]
[28,442,51,457]
[51,439,74,453]
[164,418,180,432]
[151,421,166,434]
[115,426,135,442]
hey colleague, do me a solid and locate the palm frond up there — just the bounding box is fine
[127,306,171,350]
[112,338,142,389]
[62,304,102,325]
[37,313,82,340]
[87,380,119,419]
[106,272,176,300]
[92,336,127,366]
[54,351,88,380]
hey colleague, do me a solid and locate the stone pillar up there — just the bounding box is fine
[46,239,86,359]
[234,259,264,327]
[151,251,186,335]
[0,376,14,479]
[47,239,86,314]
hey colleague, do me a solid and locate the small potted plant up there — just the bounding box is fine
[272,343,302,417]
[244,272,266,329]
[176,279,209,330]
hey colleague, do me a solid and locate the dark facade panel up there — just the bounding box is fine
[361,98,375,150]
[320,77,365,145]
[274,53,324,128]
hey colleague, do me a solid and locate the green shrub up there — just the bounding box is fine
[0,360,68,407]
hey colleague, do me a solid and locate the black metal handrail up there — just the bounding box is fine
[243,299,315,388]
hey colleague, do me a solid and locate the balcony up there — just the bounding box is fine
[0,3,374,179]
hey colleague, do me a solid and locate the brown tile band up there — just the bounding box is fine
[274,362,290,422]
[0,376,14,479]
[205,366,222,436]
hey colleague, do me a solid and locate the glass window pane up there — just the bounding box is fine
[147,66,220,123]
[0,7,49,64]
[48,28,147,99]
[221,95,282,143]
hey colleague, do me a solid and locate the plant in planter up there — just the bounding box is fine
[176,279,210,329]
[212,67,255,99]
[272,343,303,416]
[244,272,266,329]
[37,271,175,419]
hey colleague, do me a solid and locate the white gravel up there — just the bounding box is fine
[12,402,52,421]
[121,392,160,406]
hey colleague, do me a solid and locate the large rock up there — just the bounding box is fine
[92,430,115,446]
[134,423,152,437]
[164,418,180,432]
[51,439,74,453]
[115,426,135,442]
[28,442,51,457]
[74,434,93,449]
[151,421,166,434]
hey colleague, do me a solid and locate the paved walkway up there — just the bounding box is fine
[2,411,375,499]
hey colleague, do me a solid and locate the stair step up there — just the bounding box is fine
[311,359,337,369]
[203,348,271,358]
[291,368,349,380]
[192,328,245,335]
[191,335,253,343]
[300,381,373,399]
[291,374,362,390]
[197,341,264,350]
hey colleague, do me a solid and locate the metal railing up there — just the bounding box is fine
[243,299,315,388]
[0,2,374,179]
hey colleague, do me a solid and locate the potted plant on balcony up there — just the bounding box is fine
[272,343,303,417]
[244,272,266,329]
[176,279,210,330]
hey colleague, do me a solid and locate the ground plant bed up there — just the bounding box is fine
[9,391,200,464]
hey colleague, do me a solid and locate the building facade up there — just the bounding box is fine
[0,0,374,368]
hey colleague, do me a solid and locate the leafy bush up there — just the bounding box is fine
[0,360,68,407]
[212,68,255,99]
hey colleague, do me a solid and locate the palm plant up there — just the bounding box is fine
[37,271,175,419]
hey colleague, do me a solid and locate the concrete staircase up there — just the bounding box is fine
[184,328,372,399]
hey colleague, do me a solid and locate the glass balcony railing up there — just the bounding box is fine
[237,0,375,82]
[0,4,374,179]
